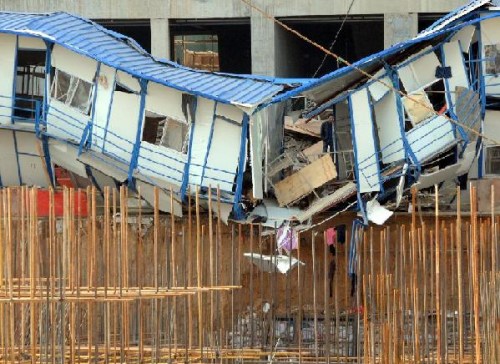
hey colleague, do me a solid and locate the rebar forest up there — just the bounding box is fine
[0,185,498,363]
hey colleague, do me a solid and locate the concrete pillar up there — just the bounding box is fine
[384,13,418,49]
[251,6,277,76]
[150,18,171,60]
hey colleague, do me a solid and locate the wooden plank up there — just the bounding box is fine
[274,154,337,206]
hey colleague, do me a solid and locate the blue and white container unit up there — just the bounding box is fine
[0,11,302,217]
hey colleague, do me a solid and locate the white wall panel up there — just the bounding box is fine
[0,34,17,124]
[406,115,456,162]
[350,88,381,193]
[51,45,97,83]
[104,91,140,161]
[137,143,186,185]
[0,130,21,185]
[189,97,215,185]
[145,81,185,121]
[397,46,441,93]
[46,99,88,143]
[443,41,469,105]
[373,91,405,164]
[92,65,115,150]
[18,36,46,50]
[18,155,49,187]
[203,117,241,191]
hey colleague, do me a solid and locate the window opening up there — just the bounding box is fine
[51,68,93,115]
[485,146,500,175]
[142,110,190,154]
[15,49,46,120]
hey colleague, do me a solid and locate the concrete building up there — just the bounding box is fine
[0,0,471,77]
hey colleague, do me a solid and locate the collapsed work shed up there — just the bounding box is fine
[0,11,306,218]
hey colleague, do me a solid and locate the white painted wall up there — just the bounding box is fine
[0,129,21,185]
[373,91,406,164]
[189,97,216,186]
[46,99,89,142]
[0,34,17,124]
[51,45,97,83]
[145,81,184,121]
[103,91,140,161]
[442,40,469,105]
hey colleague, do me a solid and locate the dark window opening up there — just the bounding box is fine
[485,146,500,175]
[142,110,190,154]
[115,83,134,94]
[15,49,46,120]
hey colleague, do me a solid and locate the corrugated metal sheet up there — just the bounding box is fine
[0,11,301,109]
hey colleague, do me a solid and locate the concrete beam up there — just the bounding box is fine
[0,0,471,19]
[151,18,170,60]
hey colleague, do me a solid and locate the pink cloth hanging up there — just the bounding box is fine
[325,227,336,246]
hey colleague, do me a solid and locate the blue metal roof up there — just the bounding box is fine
[0,11,304,109]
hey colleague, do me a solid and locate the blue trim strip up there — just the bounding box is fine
[200,101,218,187]
[127,78,148,187]
[180,96,198,201]
[232,113,249,220]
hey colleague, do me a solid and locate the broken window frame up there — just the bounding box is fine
[50,68,94,115]
[484,145,500,175]
[142,110,191,154]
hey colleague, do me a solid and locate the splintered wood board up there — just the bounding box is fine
[274,154,337,207]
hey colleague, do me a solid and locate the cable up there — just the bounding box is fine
[311,0,356,78]
[240,0,500,145]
